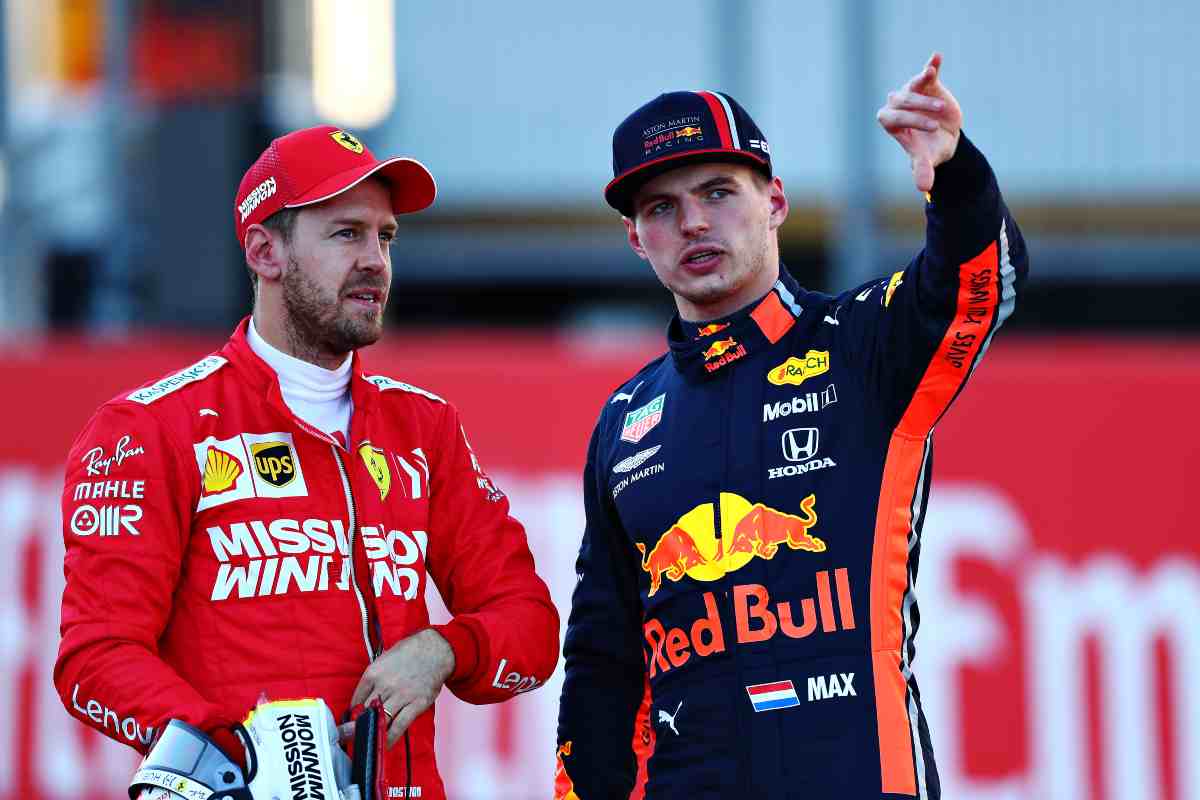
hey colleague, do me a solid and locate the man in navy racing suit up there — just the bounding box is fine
[555,53,1028,799]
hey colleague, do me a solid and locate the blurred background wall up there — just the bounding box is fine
[0,2,1197,799]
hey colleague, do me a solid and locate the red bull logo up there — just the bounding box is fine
[636,493,822,596]
[704,343,747,373]
[696,322,730,337]
[644,568,856,677]
[702,337,738,360]
[676,125,704,138]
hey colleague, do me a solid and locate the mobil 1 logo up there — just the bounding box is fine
[763,383,837,423]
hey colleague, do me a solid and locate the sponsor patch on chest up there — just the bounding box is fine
[621,394,665,443]
[193,432,308,511]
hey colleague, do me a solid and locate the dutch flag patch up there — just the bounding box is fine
[746,680,801,712]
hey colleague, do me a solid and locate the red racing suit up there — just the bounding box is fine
[55,320,559,800]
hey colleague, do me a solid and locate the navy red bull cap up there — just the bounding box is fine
[605,91,772,216]
[234,125,437,247]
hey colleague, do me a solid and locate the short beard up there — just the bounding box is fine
[280,255,383,364]
[672,232,772,310]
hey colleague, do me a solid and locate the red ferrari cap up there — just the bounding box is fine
[234,125,436,247]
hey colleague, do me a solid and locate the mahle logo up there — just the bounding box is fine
[251,441,296,487]
[767,350,830,386]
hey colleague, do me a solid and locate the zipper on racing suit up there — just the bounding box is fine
[293,414,380,663]
[331,444,381,661]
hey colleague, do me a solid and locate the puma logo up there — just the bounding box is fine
[656,700,682,736]
[611,381,644,405]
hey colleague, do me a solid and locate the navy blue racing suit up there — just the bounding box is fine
[556,134,1028,799]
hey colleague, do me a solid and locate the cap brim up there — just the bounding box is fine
[287,157,437,215]
[604,149,769,216]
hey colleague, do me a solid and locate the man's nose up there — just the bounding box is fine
[677,198,710,237]
[359,234,389,270]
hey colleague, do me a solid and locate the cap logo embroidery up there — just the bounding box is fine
[331,130,364,154]
[642,115,705,155]
[238,176,277,222]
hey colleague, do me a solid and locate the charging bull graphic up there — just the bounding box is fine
[636,526,708,596]
[715,495,821,560]
[638,493,823,596]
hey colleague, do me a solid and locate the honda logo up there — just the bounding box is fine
[782,428,819,462]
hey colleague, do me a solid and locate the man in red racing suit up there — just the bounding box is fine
[55,126,559,800]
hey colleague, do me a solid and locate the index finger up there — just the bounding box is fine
[350,674,375,708]
[907,52,943,92]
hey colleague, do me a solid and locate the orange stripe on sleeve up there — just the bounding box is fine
[896,242,1000,437]
[870,240,1001,794]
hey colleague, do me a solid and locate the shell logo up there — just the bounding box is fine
[201,446,243,496]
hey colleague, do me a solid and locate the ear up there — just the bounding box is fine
[244,224,287,284]
[623,216,649,261]
[766,176,789,232]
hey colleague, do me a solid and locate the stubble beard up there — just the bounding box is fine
[280,255,384,363]
[670,232,772,313]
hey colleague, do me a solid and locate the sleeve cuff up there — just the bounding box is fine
[432,618,484,686]
[930,131,994,203]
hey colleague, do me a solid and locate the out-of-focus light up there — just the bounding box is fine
[312,0,395,129]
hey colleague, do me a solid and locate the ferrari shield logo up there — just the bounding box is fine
[331,130,364,154]
[358,443,391,500]
[621,394,665,444]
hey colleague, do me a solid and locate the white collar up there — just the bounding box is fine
[247,318,353,402]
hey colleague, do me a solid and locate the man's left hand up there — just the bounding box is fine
[348,628,456,747]
[877,52,963,193]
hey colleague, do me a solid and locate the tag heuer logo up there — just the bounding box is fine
[621,394,665,444]
[251,441,297,487]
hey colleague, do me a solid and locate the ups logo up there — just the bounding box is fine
[251,441,297,487]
